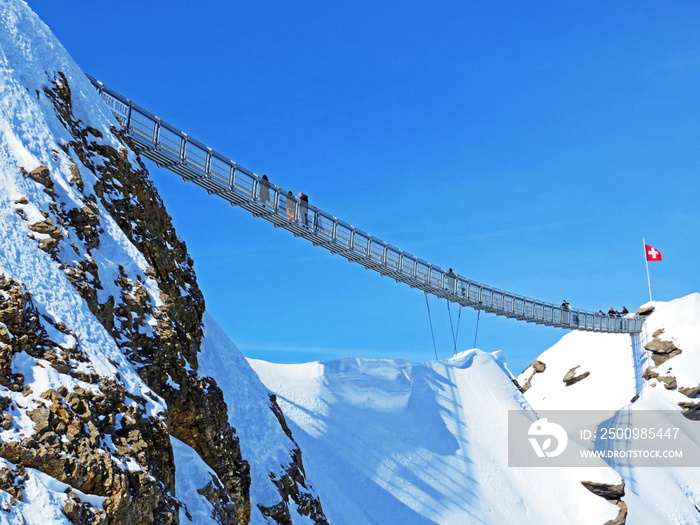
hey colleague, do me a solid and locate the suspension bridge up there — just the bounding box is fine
[87,75,644,335]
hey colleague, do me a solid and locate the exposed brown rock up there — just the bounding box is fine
[582,479,627,525]
[197,477,241,524]
[644,329,682,366]
[641,329,682,398]
[11,71,329,525]
[642,368,677,390]
[606,501,628,525]
[63,493,108,525]
[270,394,296,444]
[645,338,680,354]
[38,236,60,253]
[515,359,547,393]
[68,162,84,191]
[582,479,625,500]
[679,401,700,421]
[262,395,327,524]
[636,305,655,316]
[23,164,54,191]
[532,359,546,373]
[679,385,700,399]
[0,464,25,502]
[42,72,256,523]
[563,365,590,386]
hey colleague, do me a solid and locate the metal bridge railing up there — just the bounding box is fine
[86,74,644,334]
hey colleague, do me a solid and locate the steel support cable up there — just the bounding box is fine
[455,304,462,353]
[447,302,458,354]
[473,310,481,349]
[425,293,439,361]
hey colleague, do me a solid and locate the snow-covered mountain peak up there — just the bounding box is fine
[251,294,700,524]
[518,293,700,414]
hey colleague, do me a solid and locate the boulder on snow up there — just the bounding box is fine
[645,339,679,355]
[679,385,700,399]
[515,359,547,393]
[679,401,700,421]
[644,329,682,366]
[581,479,627,525]
[22,165,54,192]
[642,367,677,390]
[581,479,625,500]
[563,365,590,386]
[636,305,655,316]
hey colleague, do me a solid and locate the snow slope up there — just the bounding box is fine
[250,351,621,524]
[248,295,700,524]
[519,294,700,525]
[200,313,322,525]
[519,294,700,413]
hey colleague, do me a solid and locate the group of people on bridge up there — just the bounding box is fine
[254,174,630,329]
[563,300,630,318]
[603,306,629,317]
[258,174,310,226]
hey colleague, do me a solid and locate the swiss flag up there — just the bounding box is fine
[645,244,662,262]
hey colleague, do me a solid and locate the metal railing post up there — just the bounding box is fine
[331,219,338,243]
[204,150,212,179]
[152,118,161,146]
[228,165,236,190]
[272,187,280,212]
[179,135,187,162]
[126,101,133,132]
[252,178,259,202]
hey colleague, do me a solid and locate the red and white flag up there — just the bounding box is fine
[645,244,662,262]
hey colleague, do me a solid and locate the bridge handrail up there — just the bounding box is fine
[86,75,644,334]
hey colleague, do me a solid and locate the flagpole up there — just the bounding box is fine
[643,237,653,302]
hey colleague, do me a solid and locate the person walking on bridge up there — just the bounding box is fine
[446,268,457,293]
[259,174,270,207]
[561,300,571,324]
[298,192,309,227]
[286,191,295,221]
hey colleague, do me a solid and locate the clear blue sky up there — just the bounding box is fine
[27,1,700,374]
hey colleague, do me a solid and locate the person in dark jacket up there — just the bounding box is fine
[259,174,270,206]
[298,192,309,226]
[286,191,295,221]
[446,268,457,292]
[621,306,629,315]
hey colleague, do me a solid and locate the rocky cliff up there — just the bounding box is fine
[0,1,326,523]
